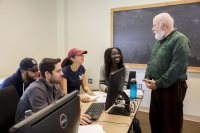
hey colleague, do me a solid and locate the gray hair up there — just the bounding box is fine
[154,12,174,29]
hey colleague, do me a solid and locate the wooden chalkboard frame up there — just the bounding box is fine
[111,0,200,72]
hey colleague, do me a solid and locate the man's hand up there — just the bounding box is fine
[80,114,92,125]
[80,94,90,103]
[87,90,94,96]
[143,79,157,90]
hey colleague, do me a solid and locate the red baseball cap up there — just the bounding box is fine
[67,48,87,59]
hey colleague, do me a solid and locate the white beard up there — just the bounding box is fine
[155,29,165,40]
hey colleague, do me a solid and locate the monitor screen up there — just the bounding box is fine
[9,91,80,133]
[105,68,130,116]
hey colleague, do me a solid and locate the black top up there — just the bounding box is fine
[62,65,85,94]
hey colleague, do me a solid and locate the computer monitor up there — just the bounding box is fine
[105,68,131,116]
[127,71,136,89]
[9,91,80,133]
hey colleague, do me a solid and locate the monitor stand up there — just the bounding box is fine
[108,91,131,116]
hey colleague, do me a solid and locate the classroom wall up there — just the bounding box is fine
[65,0,200,120]
[0,0,65,77]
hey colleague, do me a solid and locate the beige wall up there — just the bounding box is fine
[0,0,65,77]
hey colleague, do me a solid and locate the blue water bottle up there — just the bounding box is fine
[130,78,137,100]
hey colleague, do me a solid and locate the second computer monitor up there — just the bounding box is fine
[105,67,130,116]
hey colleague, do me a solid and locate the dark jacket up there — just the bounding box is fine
[0,69,29,97]
[15,77,65,123]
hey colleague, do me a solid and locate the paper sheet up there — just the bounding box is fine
[78,124,105,133]
[85,91,107,103]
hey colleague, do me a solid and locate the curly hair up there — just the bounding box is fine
[104,47,124,80]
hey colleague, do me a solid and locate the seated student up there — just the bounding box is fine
[60,48,94,102]
[15,58,91,125]
[99,47,129,92]
[100,48,141,132]
[0,58,39,97]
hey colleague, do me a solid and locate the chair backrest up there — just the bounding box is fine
[0,85,20,133]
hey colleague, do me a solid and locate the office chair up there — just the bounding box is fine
[0,85,20,133]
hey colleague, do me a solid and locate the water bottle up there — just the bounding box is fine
[130,78,137,100]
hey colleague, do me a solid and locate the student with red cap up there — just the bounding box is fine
[60,48,94,102]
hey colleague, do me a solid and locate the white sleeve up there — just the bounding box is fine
[124,65,130,89]
[99,65,108,92]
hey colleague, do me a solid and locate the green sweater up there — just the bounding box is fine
[145,30,191,89]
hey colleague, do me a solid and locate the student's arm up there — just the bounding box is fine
[0,78,12,88]
[80,94,90,103]
[82,73,93,95]
[80,114,92,125]
[56,84,66,98]
[29,87,49,112]
[124,65,129,89]
[99,65,108,92]
[60,77,67,94]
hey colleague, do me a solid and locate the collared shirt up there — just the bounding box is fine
[15,77,65,122]
[145,30,191,89]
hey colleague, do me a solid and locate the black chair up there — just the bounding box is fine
[0,85,20,133]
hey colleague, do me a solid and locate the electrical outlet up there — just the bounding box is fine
[88,78,93,84]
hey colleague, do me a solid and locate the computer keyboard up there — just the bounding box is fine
[85,103,105,120]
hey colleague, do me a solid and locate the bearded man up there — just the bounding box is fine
[0,58,39,97]
[143,13,191,133]
[15,58,92,125]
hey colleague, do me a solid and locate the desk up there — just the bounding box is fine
[81,98,142,133]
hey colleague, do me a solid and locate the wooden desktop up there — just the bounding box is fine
[81,98,142,133]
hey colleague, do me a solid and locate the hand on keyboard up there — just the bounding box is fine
[80,114,92,125]
[85,103,105,120]
[80,94,90,103]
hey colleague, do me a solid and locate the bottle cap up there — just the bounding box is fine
[130,78,136,83]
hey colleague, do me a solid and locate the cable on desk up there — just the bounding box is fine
[131,100,137,112]
[133,99,139,106]
[102,99,139,124]
[129,99,138,119]
[104,99,138,116]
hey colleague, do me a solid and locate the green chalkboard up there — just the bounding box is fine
[111,0,200,70]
